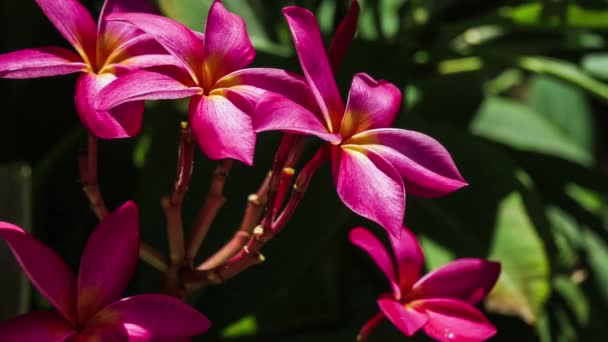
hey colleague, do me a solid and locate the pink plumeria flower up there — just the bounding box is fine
[0,0,178,139]
[350,226,500,342]
[252,6,467,238]
[0,202,211,341]
[94,0,315,165]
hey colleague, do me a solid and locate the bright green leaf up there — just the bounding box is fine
[221,315,259,338]
[485,191,551,325]
[582,53,608,81]
[471,96,594,166]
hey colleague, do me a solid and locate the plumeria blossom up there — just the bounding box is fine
[95,0,315,165]
[350,226,500,342]
[0,202,211,341]
[0,0,177,139]
[252,6,467,238]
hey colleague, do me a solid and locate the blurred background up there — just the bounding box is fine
[1,0,607,341]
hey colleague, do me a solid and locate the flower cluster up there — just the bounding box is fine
[0,0,500,341]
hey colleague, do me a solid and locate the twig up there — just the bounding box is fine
[197,172,271,271]
[163,123,195,265]
[185,159,232,266]
[79,134,108,220]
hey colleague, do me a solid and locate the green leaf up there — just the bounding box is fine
[553,275,589,326]
[485,191,551,325]
[518,56,608,100]
[583,229,608,303]
[221,315,259,338]
[503,3,608,28]
[528,75,594,153]
[157,0,212,31]
[471,96,594,166]
[582,53,608,81]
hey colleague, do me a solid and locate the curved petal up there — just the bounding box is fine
[98,0,158,42]
[105,13,204,81]
[409,259,501,304]
[283,6,344,132]
[95,69,200,111]
[333,146,404,238]
[0,47,86,79]
[349,128,467,197]
[377,297,427,336]
[190,94,256,165]
[86,294,211,339]
[203,0,255,86]
[328,0,359,74]
[412,298,496,342]
[340,73,402,138]
[75,73,144,139]
[108,54,183,73]
[349,227,400,299]
[389,226,424,292]
[34,0,97,61]
[78,202,140,323]
[252,92,340,143]
[215,68,317,111]
[0,224,77,324]
[0,311,76,342]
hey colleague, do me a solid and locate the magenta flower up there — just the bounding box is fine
[252,7,467,238]
[94,0,315,165]
[0,0,178,138]
[350,226,500,342]
[0,202,210,341]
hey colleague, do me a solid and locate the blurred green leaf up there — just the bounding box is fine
[553,275,589,326]
[583,229,608,303]
[221,315,259,338]
[582,53,608,81]
[485,191,551,325]
[518,57,608,100]
[157,0,212,31]
[528,75,594,153]
[503,3,608,28]
[471,96,594,166]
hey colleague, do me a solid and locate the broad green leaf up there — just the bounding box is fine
[528,75,594,153]
[485,191,551,325]
[471,96,593,166]
[518,56,608,100]
[418,235,455,271]
[157,0,212,31]
[547,206,582,269]
[582,53,608,81]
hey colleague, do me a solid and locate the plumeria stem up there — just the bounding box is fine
[79,133,109,220]
[272,145,330,233]
[197,172,271,271]
[163,123,195,265]
[186,159,232,266]
[357,313,385,342]
[183,145,328,290]
[79,134,167,272]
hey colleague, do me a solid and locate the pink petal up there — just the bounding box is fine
[412,298,496,342]
[349,128,468,197]
[105,13,204,81]
[75,72,144,139]
[409,259,500,305]
[252,92,341,143]
[73,330,117,341]
[102,33,165,68]
[0,47,86,79]
[389,226,424,292]
[77,202,140,323]
[0,223,77,325]
[98,0,158,55]
[0,311,76,342]
[377,297,428,336]
[95,69,200,111]
[34,0,97,61]
[328,0,360,73]
[333,146,404,238]
[283,6,345,132]
[349,227,401,299]
[339,73,402,138]
[109,54,183,73]
[190,94,256,165]
[215,67,318,111]
[202,0,255,86]
[86,294,211,339]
